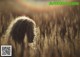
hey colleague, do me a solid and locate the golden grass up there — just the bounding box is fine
[0,5,80,57]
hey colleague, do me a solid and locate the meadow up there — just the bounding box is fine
[0,1,80,57]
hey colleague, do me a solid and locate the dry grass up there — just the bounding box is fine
[0,4,80,57]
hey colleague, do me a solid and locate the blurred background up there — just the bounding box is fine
[0,0,80,57]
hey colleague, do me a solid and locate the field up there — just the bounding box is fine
[0,0,80,57]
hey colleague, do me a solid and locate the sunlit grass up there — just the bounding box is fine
[0,5,80,57]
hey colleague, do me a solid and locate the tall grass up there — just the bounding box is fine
[0,5,80,57]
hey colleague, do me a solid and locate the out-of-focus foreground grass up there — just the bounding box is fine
[0,4,80,57]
